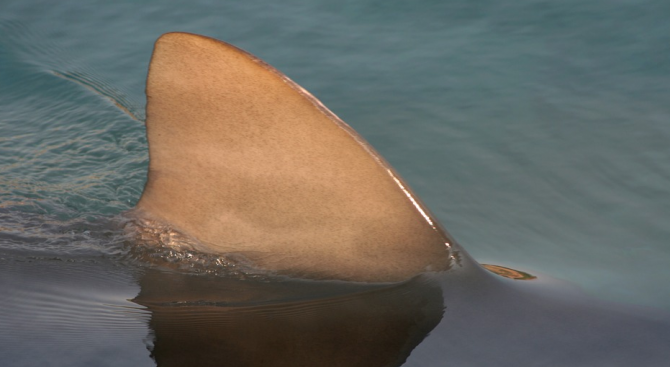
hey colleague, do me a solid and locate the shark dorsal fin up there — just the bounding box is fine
[136,32,453,281]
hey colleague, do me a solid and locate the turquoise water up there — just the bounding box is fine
[1,1,670,365]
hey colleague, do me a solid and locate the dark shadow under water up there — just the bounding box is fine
[134,270,444,367]
[131,255,670,367]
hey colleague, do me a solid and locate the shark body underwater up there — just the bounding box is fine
[3,32,670,366]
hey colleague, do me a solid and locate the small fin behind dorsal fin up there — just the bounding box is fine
[135,32,454,281]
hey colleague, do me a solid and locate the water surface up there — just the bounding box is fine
[1,1,670,365]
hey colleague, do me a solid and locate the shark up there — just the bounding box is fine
[129,32,473,282]
[2,31,668,367]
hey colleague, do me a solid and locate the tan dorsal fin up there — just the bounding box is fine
[135,32,453,281]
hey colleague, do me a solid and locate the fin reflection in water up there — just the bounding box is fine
[133,270,444,367]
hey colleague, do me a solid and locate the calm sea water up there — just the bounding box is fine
[1,0,669,366]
